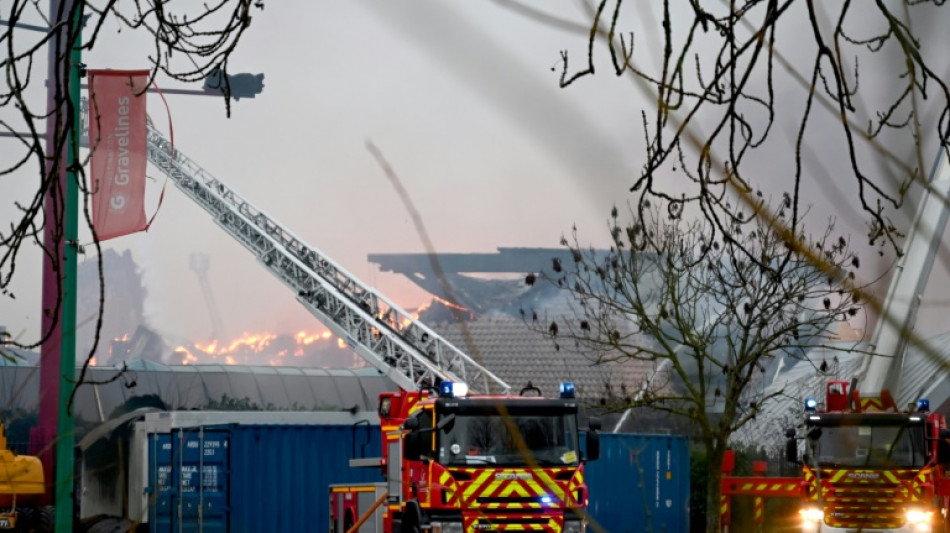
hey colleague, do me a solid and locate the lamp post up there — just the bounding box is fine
[0,5,82,527]
[36,0,82,530]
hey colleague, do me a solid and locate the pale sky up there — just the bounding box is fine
[4,2,950,351]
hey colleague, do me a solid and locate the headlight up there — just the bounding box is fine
[563,520,586,533]
[799,507,823,522]
[906,508,933,532]
[430,521,464,533]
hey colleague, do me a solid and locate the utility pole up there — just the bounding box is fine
[34,0,81,530]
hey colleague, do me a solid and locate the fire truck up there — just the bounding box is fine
[787,380,950,532]
[331,382,599,533]
[102,101,601,533]
[782,148,950,532]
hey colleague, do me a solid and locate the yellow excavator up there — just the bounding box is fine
[0,422,44,531]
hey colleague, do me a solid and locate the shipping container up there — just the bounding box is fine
[584,433,690,533]
[135,413,383,533]
[78,410,380,524]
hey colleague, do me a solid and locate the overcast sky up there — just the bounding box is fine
[4,1,950,350]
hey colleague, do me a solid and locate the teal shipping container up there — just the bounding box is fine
[584,433,690,533]
[148,423,383,533]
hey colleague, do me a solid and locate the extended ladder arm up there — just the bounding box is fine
[859,149,950,399]
[143,125,510,395]
[81,99,510,394]
[144,125,510,394]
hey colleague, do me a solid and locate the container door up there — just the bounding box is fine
[149,433,175,533]
[177,428,230,533]
[150,428,230,533]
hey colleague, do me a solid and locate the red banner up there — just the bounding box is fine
[88,70,149,241]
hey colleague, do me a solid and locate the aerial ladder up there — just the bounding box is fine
[857,148,950,403]
[80,98,511,395]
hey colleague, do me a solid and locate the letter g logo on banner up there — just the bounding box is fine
[110,194,127,212]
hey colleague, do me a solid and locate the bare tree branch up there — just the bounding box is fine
[527,198,865,532]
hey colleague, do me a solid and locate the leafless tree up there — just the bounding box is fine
[529,198,866,532]
[551,0,948,260]
[0,1,261,364]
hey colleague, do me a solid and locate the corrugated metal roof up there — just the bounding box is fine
[0,364,396,428]
[431,313,654,401]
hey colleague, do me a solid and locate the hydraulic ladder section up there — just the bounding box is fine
[82,99,510,394]
[858,148,950,400]
[143,124,510,395]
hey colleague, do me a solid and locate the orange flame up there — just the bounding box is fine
[295,330,323,345]
[400,302,430,328]
[174,328,346,365]
[176,348,199,365]
[433,296,468,312]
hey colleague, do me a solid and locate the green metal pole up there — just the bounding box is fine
[54,5,81,531]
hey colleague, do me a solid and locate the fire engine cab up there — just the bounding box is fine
[787,380,950,532]
[332,381,600,533]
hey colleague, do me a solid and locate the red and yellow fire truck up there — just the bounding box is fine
[786,380,950,532]
[783,149,950,532]
[331,381,600,533]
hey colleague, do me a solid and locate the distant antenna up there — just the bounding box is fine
[190,252,226,342]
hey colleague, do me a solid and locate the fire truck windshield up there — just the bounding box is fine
[806,416,927,468]
[437,413,580,467]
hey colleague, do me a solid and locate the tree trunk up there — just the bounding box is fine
[704,442,726,533]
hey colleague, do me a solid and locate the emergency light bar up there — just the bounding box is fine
[440,381,469,398]
[559,382,576,399]
[804,398,818,411]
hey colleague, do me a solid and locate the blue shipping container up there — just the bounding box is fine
[149,423,383,533]
[151,428,230,533]
[584,433,690,533]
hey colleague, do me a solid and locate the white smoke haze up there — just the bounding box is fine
[2,1,950,358]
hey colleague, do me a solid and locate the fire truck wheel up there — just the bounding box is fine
[400,502,423,533]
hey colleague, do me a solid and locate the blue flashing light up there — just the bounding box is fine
[804,398,818,411]
[559,382,576,399]
[918,398,931,412]
[540,495,553,505]
[440,381,455,398]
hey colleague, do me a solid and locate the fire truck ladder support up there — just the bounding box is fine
[82,100,509,394]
